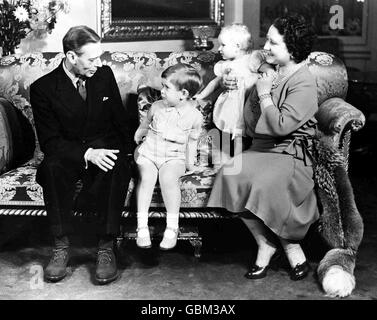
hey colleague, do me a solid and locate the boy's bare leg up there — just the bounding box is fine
[135,156,158,248]
[158,160,186,249]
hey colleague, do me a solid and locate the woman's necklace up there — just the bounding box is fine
[271,61,306,89]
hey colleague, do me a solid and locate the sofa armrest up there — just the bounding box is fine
[316,97,365,141]
[0,97,36,175]
[315,97,365,169]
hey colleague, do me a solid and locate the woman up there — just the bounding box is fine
[207,14,318,281]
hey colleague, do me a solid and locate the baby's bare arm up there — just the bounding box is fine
[195,76,222,100]
[134,106,154,144]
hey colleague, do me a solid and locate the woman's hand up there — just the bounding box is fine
[256,71,274,96]
[134,134,143,145]
[221,68,238,90]
[134,129,147,145]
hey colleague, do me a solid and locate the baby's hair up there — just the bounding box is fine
[219,23,253,53]
[161,63,202,98]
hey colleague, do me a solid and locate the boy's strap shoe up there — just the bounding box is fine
[159,227,179,250]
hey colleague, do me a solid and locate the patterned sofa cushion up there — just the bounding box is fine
[0,159,218,209]
[153,168,219,208]
[0,160,43,206]
[306,51,348,105]
[0,98,35,175]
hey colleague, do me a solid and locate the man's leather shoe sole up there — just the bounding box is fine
[44,271,67,283]
[95,271,119,285]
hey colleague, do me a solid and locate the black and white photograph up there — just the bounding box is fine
[0,0,376,308]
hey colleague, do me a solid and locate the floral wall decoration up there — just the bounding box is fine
[0,0,70,56]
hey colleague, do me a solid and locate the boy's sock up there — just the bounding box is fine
[165,212,179,237]
[137,212,149,237]
[137,212,149,229]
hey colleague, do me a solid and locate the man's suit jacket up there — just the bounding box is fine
[30,61,134,166]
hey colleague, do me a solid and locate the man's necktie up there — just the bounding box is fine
[76,78,87,101]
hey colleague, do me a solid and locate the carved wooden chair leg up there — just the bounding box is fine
[189,238,203,259]
[116,226,124,250]
[116,236,124,250]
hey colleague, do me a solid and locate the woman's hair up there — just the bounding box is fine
[161,63,203,98]
[219,23,253,53]
[63,25,101,55]
[273,14,316,63]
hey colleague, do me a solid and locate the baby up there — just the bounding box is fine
[195,23,266,166]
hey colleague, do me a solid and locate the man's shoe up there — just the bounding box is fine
[95,248,118,285]
[44,247,69,282]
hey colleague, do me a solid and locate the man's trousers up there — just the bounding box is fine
[36,151,131,237]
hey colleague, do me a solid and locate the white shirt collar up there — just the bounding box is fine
[62,59,84,87]
[164,100,195,116]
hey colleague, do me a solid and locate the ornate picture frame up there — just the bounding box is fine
[100,0,225,42]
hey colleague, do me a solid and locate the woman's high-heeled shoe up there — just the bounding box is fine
[244,264,269,279]
[289,261,310,281]
[244,251,281,279]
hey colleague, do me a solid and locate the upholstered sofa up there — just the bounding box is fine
[0,51,365,260]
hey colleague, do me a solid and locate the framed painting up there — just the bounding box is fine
[100,0,225,41]
[259,0,368,44]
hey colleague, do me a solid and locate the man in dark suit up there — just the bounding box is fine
[30,26,134,285]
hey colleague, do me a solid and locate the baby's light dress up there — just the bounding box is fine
[212,53,261,138]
